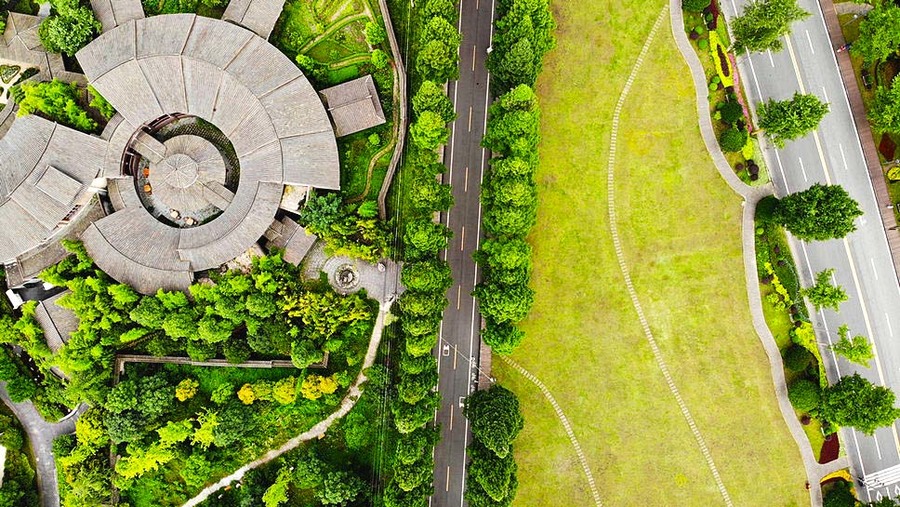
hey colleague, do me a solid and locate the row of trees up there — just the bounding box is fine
[853,2,900,135]
[383,1,461,504]
[474,0,555,356]
[463,386,524,507]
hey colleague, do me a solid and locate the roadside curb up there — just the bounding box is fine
[669,2,824,505]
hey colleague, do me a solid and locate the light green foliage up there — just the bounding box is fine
[403,218,452,260]
[300,374,339,400]
[775,184,862,241]
[731,0,810,54]
[175,378,200,402]
[415,17,461,83]
[191,409,218,449]
[88,86,115,120]
[791,322,828,388]
[400,260,453,292]
[412,80,457,123]
[758,92,829,148]
[473,282,534,325]
[830,324,875,367]
[482,85,540,156]
[39,0,100,56]
[820,373,900,435]
[392,393,439,434]
[410,110,450,150]
[364,21,386,45]
[157,419,194,445]
[13,79,97,132]
[262,467,292,507]
[852,2,900,64]
[272,376,297,404]
[868,77,900,134]
[481,321,525,355]
[802,268,847,311]
[371,48,390,69]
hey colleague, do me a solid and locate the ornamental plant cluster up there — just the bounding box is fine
[38,0,101,56]
[382,1,460,505]
[299,193,392,262]
[0,241,375,505]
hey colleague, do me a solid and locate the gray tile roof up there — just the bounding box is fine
[265,215,317,265]
[90,0,145,33]
[222,0,287,39]
[319,75,387,137]
[65,14,339,294]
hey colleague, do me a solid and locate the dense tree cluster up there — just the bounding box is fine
[486,0,556,92]
[463,386,524,507]
[11,79,98,133]
[819,373,900,435]
[38,0,101,56]
[299,194,392,262]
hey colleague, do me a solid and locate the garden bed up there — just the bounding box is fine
[755,196,834,462]
[683,3,770,186]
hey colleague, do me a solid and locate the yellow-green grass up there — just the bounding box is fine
[495,1,808,505]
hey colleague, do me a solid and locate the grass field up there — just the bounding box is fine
[493,2,809,505]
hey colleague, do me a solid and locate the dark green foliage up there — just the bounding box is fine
[481,321,525,355]
[868,78,900,134]
[468,441,518,503]
[464,386,524,459]
[719,127,747,153]
[820,373,900,435]
[88,86,115,120]
[782,344,812,372]
[403,218,452,260]
[787,379,821,412]
[719,100,744,125]
[415,17,461,83]
[39,0,100,56]
[823,480,857,507]
[774,184,863,241]
[487,0,556,90]
[682,0,711,12]
[401,260,453,292]
[12,79,97,132]
[474,283,534,325]
[731,0,810,54]
[412,80,457,123]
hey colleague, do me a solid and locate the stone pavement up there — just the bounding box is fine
[0,385,86,507]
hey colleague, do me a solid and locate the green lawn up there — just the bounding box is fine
[494,2,808,505]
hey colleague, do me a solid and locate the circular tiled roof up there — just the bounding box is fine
[75,13,340,293]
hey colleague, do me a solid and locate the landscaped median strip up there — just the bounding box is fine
[609,5,734,506]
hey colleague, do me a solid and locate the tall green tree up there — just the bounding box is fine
[39,0,101,56]
[464,386,524,458]
[488,0,556,91]
[758,92,829,148]
[820,373,900,435]
[851,2,900,65]
[774,184,863,241]
[802,268,847,311]
[731,0,810,54]
[830,324,875,367]
[868,78,900,134]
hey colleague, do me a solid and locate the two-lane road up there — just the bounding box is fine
[432,1,495,506]
[721,0,900,500]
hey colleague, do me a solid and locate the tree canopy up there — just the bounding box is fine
[802,268,847,312]
[39,0,101,56]
[758,92,829,148]
[868,78,900,134]
[852,2,900,65]
[830,325,875,367]
[464,386,524,458]
[820,373,900,435]
[774,184,863,241]
[731,0,810,54]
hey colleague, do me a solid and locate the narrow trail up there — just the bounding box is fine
[605,6,734,506]
[499,356,603,507]
[181,302,390,507]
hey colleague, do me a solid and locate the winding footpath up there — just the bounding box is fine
[499,356,602,507]
[0,386,85,507]
[181,301,391,507]
[669,1,839,505]
[606,6,734,506]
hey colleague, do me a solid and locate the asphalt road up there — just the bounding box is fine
[431,1,495,506]
[721,0,900,500]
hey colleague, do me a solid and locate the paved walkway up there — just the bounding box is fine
[669,2,835,505]
[499,356,602,507]
[181,300,391,507]
[0,385,85,507]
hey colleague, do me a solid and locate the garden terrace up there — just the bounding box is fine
[73,13,340,293]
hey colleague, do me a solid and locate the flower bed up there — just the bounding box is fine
[683,1,769,186]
